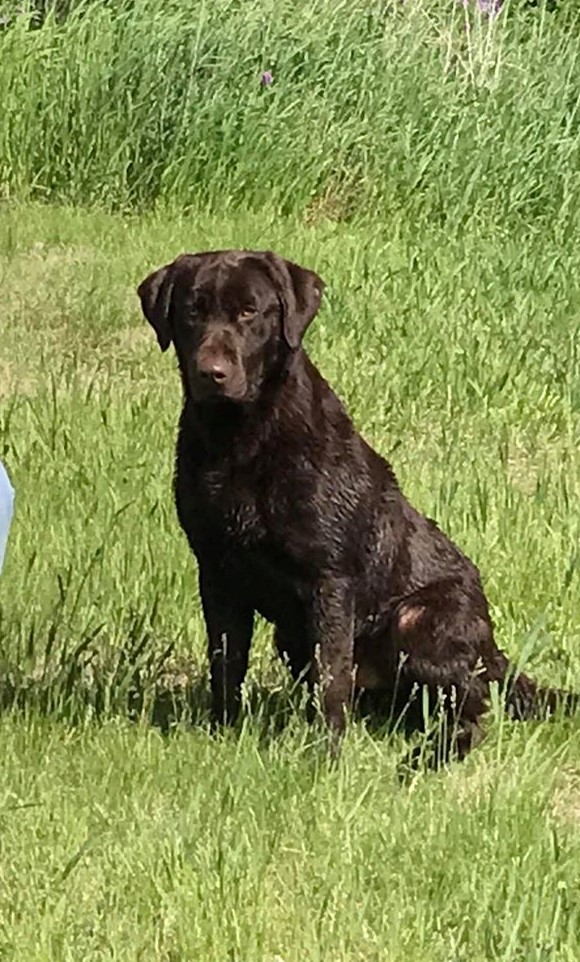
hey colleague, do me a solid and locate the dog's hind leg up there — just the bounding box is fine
[389,580,508,765]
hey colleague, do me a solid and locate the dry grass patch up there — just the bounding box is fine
[551,768,580,828]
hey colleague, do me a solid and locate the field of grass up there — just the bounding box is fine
[2,0,580,959]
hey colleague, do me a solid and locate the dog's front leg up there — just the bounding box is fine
[199,563,254,726]
[311,577,355,752]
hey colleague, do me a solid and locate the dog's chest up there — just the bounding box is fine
[199,466,267,544]
[177,440,306,579]
[194,464,311,617]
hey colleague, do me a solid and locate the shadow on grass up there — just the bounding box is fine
[0,617,327,742]
[0,617,420,753]
[1,613,533,777]
[0,632,206,733]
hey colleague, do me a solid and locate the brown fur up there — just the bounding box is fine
[137,249,577,763]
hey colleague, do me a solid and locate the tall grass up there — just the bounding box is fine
[1,0,579,228]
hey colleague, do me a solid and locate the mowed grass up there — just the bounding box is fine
[1,200,580,960]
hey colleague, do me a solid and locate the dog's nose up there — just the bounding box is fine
[200,360,227,384]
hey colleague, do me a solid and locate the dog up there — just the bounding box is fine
[137,249,575,761]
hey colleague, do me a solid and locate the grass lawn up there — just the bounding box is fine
[1,201,580,960]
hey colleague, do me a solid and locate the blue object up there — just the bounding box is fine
[0,460,14,574]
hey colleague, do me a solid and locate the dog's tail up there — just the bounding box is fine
[504,671,580,721]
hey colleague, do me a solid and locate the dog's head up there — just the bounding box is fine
[137,250,325,404]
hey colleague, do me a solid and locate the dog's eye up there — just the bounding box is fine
[238,308,257,322]
[188,292,208,319]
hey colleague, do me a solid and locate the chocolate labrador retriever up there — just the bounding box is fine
[137,249,574,761]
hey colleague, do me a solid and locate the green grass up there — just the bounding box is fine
[1,199,580,960]
[2,0,580,957]
[1,0,579,224]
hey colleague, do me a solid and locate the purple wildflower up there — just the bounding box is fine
[458,0,502,14]
[260,70,273,87]
[478,0,502,15]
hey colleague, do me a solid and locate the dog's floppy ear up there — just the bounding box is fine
[137,261,177,352]
[138,254,201,352]
[282,258,325,350]
[264,253,325,350]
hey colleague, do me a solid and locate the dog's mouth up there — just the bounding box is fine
[189,374,250,405]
